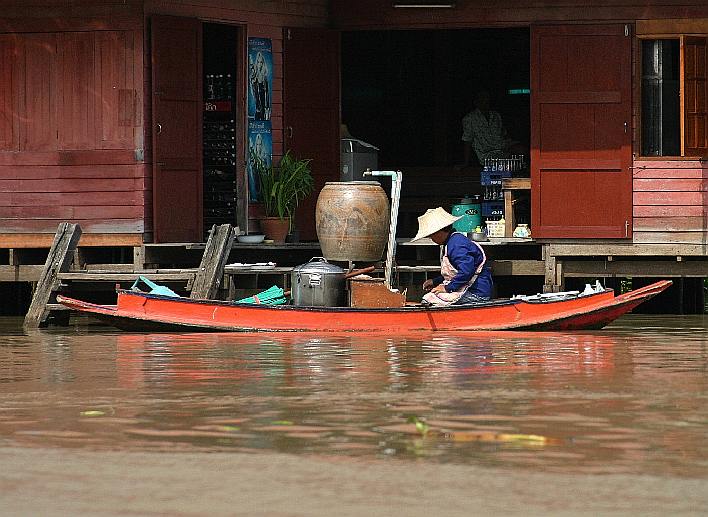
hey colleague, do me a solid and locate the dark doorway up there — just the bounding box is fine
[341,28,530,168]
[203,23,240,239]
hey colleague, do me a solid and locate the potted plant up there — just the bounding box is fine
[255,151,314,243]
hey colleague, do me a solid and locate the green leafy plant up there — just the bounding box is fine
[256,151,314,231]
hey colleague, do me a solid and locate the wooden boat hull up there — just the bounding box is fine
[57,280,672,333]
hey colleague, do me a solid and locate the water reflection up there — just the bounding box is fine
[0,316,706,476]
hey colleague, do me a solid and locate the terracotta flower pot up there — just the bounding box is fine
[259,217,290,244]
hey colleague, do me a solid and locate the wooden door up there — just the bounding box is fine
[283,28,340,241]
[531,24,632,239]
[151,16,202,243]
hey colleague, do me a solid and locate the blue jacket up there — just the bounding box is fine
[431,232,493,298]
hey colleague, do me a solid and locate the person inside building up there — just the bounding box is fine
[460,89,523,167]
[411,207,493,306]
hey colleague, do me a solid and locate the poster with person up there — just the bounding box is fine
[247,38,273,121]
[247,120,272,201]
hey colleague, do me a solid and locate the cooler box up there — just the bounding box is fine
[341,138,379,182]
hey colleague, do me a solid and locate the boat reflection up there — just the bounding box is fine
[114,330,626,391]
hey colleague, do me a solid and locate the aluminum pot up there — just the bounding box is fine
[291,257,346,307]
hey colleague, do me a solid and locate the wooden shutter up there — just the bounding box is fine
[283,28,340,241]
[151,16,203,243]
[681,36,708,157]
[531,24,633,239]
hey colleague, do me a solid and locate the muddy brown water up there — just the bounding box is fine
[0,314,706,479]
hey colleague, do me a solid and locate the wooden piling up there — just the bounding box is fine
[190,224,235,300]
[24,223,82,327]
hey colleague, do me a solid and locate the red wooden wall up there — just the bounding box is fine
[0,0,328,247]
[0,2,146,247]
[633,160,708,244]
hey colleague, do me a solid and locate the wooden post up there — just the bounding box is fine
[544,250,558,293]
[133,245,145,271]
[190,224,235,300]
[24,223,82,327]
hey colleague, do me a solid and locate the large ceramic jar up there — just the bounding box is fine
[315,181,389,262]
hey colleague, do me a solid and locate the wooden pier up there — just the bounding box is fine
[11,222,708,326]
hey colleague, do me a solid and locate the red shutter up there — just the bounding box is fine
[682,36,708,157]
[283,28,340,241]
[531,24,632,239]
[151,16,203,243]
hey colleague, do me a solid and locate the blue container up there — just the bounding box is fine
[451,195,482,233]
[481,166,512,186]
[481,200,505,218]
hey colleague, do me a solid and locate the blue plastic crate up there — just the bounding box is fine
[481,201,504,218]
[480,167,511,186]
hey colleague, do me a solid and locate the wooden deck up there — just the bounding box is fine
[5,221,708,320]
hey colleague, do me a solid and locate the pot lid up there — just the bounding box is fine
[293,257,345,275]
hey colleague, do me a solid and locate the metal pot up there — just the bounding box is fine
[291,257,346,307]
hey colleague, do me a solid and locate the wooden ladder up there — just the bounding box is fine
[190,223,235,300]
[24,222,236,327]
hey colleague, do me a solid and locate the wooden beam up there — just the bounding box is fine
[0,233,143,248]
[24,223,82,327]
[561,260,708,277]
[636,18,708,36]
[0,265,44,282]
[546,242,708,257]
[490,260,545,276]
[190,224,235,300]
[59,271,196,282]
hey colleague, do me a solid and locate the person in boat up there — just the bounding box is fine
[411,207,493,306]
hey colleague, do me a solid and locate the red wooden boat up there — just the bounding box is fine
[57,280,671,333]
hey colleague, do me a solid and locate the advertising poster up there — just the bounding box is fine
[247,37,273,121]
[247,120,272,201]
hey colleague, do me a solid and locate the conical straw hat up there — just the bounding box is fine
[410,207,462,242]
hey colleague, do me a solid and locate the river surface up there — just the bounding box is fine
[1,314,706,479]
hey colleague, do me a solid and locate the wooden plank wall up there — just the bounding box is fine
[633,160,708,244]
[0,2,146,247]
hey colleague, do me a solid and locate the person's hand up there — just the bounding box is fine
[431,284,447,294]
[422,279,434,292]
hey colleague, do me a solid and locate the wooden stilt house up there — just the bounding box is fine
[0,1,707,298]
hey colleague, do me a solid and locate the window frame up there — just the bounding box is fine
[636,30,708,160]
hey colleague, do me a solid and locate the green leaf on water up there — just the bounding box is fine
[407,415,429,437]
[271,420,294,426]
